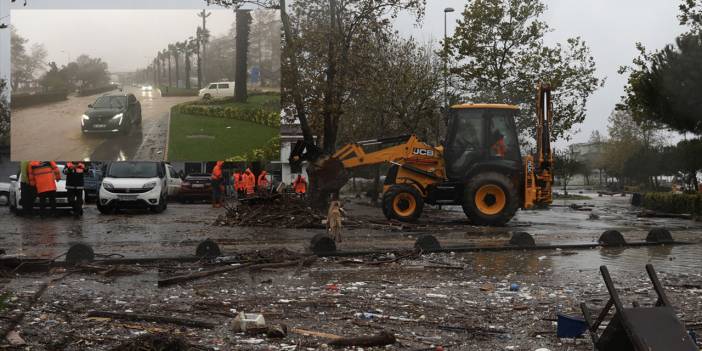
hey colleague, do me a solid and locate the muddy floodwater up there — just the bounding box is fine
[1,192,701,350]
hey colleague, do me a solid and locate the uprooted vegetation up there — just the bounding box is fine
[215,195,326,229]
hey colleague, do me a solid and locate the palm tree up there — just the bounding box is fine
[197,26,210,86]
[152,58,158,86]
[167,45,175,87]
[160,50,168,85]
[185,37,197,89]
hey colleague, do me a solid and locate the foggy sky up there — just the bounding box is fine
[395,0,687,145]
[11,9,238,73]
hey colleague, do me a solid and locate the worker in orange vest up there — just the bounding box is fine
[211,161,225,208]
[243,168,256,196]
[64,162,86,216]
[233,170,244,198]
[491,132,507,157]
[293,174,307,196]
[257,170,270,192]
[28,161,61,215]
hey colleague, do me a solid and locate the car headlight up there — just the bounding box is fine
[81,114,89,126]
[112,113,123,125]
[142,181,157,190]
[102,181,114,190]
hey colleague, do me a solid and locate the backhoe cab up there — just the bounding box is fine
[290,83,554,226]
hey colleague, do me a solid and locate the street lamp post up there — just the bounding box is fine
[442,7,455,144]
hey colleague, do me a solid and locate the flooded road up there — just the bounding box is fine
[1,192,700,275]
[1,191,701,350]
[10,87,197,161]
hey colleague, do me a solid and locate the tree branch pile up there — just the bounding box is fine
[216,195,325,228]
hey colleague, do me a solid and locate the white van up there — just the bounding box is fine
[97,162,180,214]
[198,81,235,100]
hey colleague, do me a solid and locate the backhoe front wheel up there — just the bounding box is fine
[382,184,424,222]
[462,172,518,226]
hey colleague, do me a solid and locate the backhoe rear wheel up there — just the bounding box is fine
[462,172,518,226]
[382,184,424,222]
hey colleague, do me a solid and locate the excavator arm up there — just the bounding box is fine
[289,134,445,193]
[523,83,554,208]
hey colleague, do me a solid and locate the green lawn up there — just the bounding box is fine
[167,110,279,160]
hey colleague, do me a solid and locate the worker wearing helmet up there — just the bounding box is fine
[28,161,61,216]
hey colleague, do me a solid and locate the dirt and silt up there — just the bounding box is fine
[1,192,702,350]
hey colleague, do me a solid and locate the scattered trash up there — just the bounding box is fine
[232,312,266,333]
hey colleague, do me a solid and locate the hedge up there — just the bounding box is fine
[173,99,280,128]
[78,84,118,96]
[641,192,702,216]
[160,86,199,97]
[228,135,280,161]
[11,91,68,108]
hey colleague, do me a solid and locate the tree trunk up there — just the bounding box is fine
[167,56,172,87]
[235,10,251,102]
[197,41,202,90]
[322,0,338,154]
[185,51,191,89]
[175,53,180,88]
[280,0,313,145]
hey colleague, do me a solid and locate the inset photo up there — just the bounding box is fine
[9,8,281,161]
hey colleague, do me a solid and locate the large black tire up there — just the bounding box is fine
[382,184,424,222]
[151,194,167,213]
[462,172,518,226]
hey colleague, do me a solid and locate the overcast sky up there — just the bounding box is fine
[11,9,238,72]
[0,0,691,144]
[395,0,687,144]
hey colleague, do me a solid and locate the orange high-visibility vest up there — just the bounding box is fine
[492,138,506,157]
[293,175,307,194]
[243,169,255,194]
[211,161,224,181]
[257,171,269,189]
[29,161,60,194]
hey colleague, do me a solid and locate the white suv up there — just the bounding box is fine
[198,81,235,100]
[98,162,179,214]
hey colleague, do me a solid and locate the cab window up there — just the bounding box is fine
[208,84,217,89]
[487,112,518,159]
[168,166,178,178]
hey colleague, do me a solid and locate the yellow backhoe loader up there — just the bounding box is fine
[290,83,554,226]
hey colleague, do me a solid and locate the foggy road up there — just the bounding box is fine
[11,86,197,161]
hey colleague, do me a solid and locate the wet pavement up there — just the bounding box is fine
[10,87,197,161]
[1,191,701,350]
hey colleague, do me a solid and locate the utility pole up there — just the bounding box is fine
[198,9,211,84]
[442,7,455,145]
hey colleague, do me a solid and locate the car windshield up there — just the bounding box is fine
[93,96,127,109]
[107,162,159,178]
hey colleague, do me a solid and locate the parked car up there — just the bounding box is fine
[141,85,153,91]
[82,93,142,134]
[8,164,79,213]
[165,164,182,199]
[178,173,212,203]
[0,182,9,206]
[97,162,179,214]
[84,165,104,202]
[198,81,234,100]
